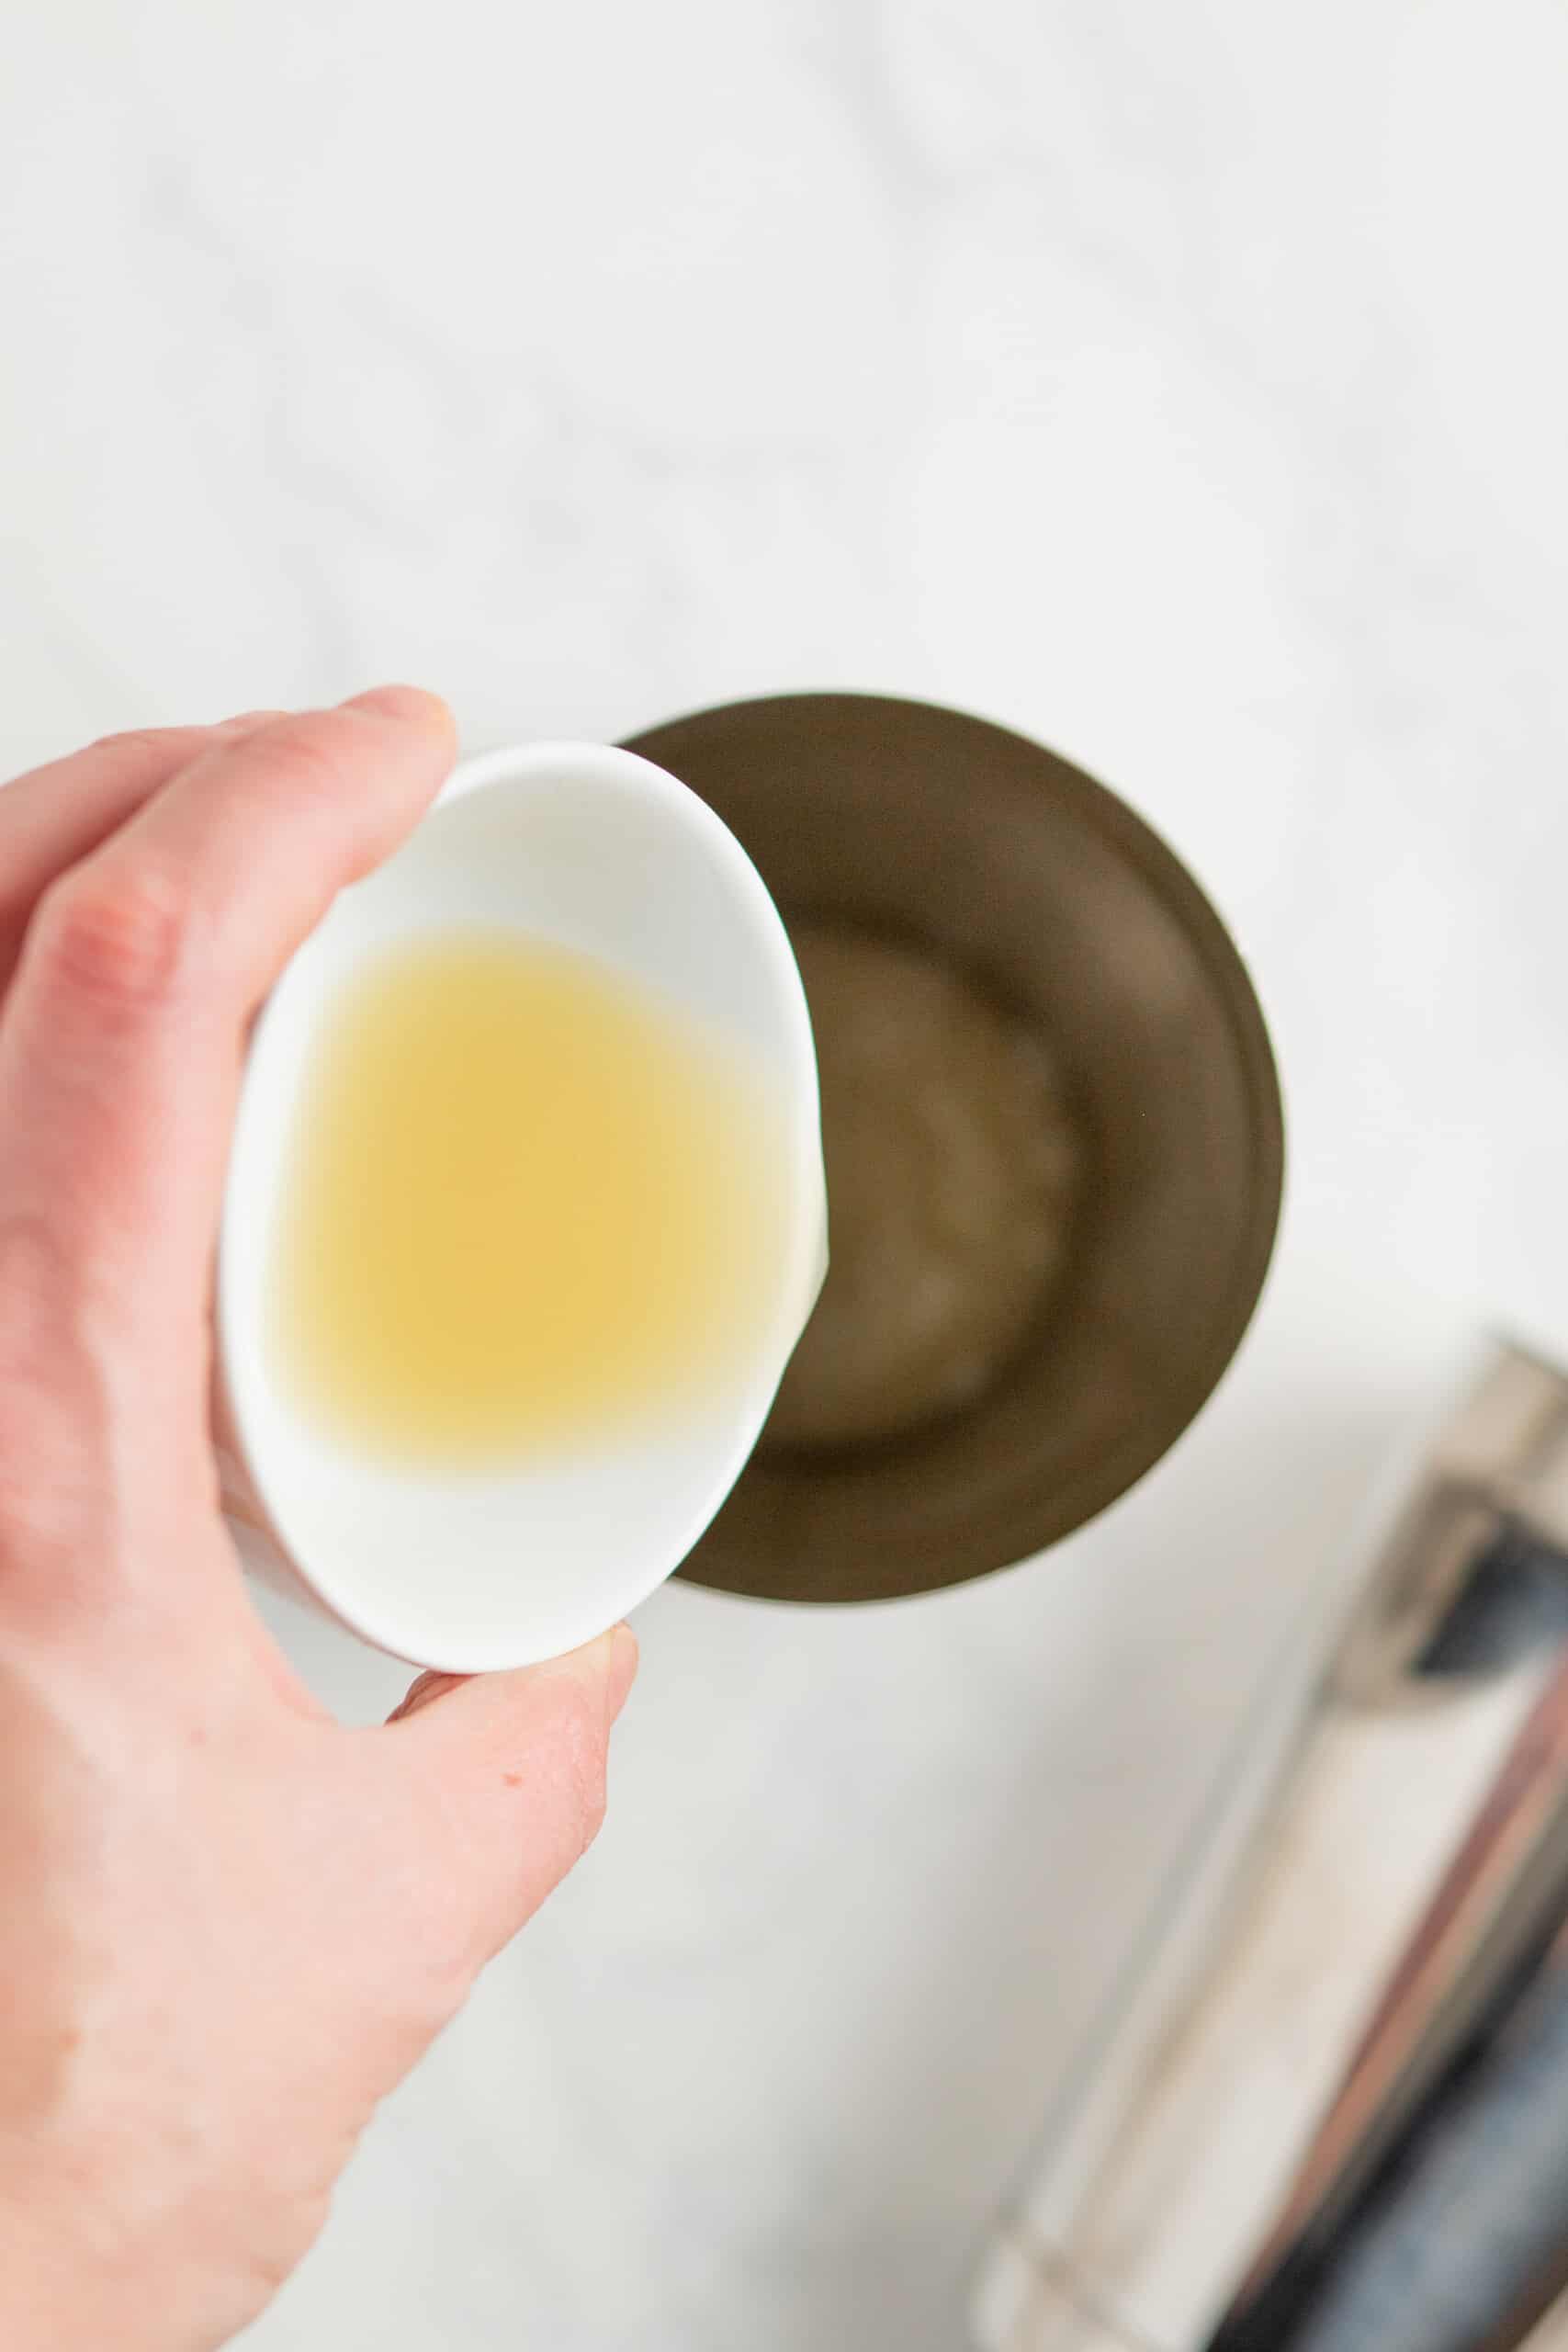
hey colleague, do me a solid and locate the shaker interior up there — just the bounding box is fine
[625,693,1283,1606]
[763,919,1084,1455]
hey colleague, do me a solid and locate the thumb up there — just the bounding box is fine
[383,1624,637,1968]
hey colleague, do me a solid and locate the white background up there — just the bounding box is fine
[5,4,1568,2346]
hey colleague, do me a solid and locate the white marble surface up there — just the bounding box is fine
[6,3,1568,2346]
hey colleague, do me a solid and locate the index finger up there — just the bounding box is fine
[0,715,285,997]
[0,687,457,1350]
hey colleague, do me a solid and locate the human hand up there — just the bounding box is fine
[0,694,637,2351]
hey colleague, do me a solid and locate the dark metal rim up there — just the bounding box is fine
[624,691,1286,1600]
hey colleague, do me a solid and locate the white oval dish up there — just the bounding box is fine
[217,741,826,1672]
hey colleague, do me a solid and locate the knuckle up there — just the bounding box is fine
[31,859,197,1017]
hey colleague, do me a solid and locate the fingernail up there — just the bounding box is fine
[389,1668,467,1723]
[342,684,455,736]
[213,707,290,736]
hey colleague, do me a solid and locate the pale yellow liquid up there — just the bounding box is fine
[270,928,789,1464]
